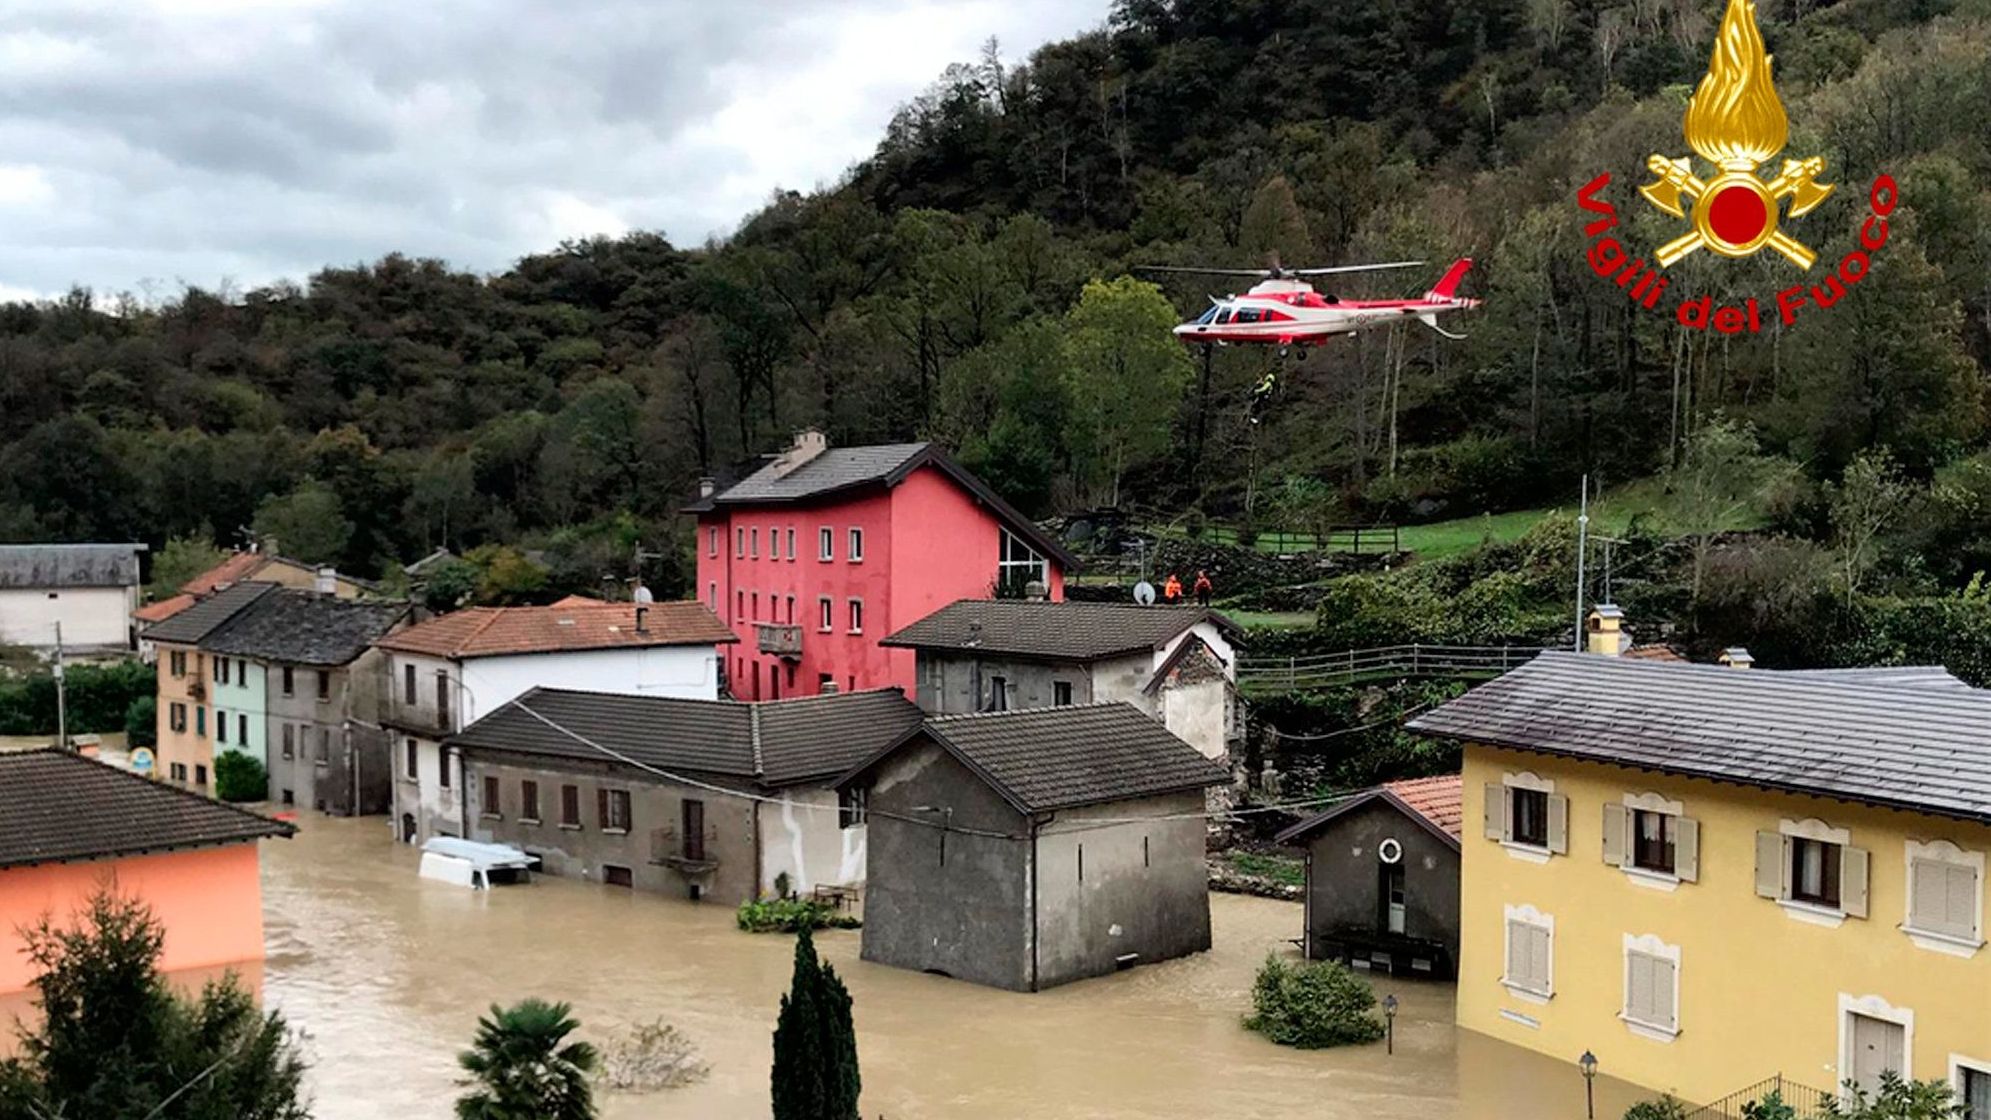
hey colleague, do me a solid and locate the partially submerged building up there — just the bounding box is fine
[0,749,291,992]
[445,686,924,903]
[1276,774,1463,978]
[839,702,1229,991]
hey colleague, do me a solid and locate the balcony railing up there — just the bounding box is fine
[756,623,803,660]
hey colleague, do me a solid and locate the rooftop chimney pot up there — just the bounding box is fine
[769,429,829,479]
[314,566,337,595]
[1719,647,1755,669]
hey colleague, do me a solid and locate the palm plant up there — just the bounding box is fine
[455,998,599,1120]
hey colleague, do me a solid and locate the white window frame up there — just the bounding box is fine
[817,597,833,633]
[785,527,795,561]
[818,527,833,561]
[1500,903,1554,1004]
[1501,771,1558,864]
[1949,1054,1991,1120]
[1620,933,1681,1042]
[750,527,759,558]
[1778,817,1855,927]
[1903,839,1985,957]
[708,527,718,557]
[1839,992,1914,1099]
[998,527,1049,589]
[736,527,745,558]
[848,527,864,562]
[1618,791,1690,891]
[847,598,863,634]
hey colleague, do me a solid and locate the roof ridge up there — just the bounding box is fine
[748,705,764,777]
[15,749,296,833]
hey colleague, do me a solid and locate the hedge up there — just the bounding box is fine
[0,659,153,736]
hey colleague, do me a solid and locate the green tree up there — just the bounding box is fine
[214,752,268,803]
[124,695,156,750]
[1242,955,1386,1049]
[1827,449,1912,605]
[1823,1070,1963,1119]
[1237,175,1316,265]
[770,928,860,1120]
[0,888,308,1119]
[1668,418,1793,616]
[455,998,599,1120]
[148,535,225,599]
[1062,276,1194,506]
[253,482,354,568]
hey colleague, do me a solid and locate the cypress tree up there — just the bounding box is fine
[771,928,861,1120]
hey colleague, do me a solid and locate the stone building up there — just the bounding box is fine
[0,543,145,655]
[839,702,1229,991]
[1275,774,1462,978]
[445,686,923,904]
[880,600,1243,761]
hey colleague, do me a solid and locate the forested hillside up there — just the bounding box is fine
[2,0,1988,611]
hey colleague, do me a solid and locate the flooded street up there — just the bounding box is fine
[261,815,1639,1119]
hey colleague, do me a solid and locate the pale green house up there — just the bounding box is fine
[201,647,268,769]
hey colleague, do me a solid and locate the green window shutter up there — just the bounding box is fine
[1484,784,1506,841]
[1754,831,1785,899]
[1546,793,1569,855]
[1675,817,1700,883]
[1842,845,1870,919]
[1601,803,1628,866]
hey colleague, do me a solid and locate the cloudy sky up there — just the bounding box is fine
[0,0,1107,301]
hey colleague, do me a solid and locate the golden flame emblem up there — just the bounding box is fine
[1639,0,1834,268]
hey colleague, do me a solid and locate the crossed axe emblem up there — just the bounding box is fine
[1639,155,1834,269]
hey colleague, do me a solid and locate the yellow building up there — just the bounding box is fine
[1412,647,1991,1115]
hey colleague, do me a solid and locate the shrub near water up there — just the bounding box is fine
[736,898,861,933]
[1242,956,1386,1049]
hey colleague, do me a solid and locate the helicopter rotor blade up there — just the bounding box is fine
[1135,265,1276,277]
[1287,261,1427,276]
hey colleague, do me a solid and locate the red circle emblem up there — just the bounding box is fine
[1708,185,1768,246]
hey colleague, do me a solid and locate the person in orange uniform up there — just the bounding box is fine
[1193,570,1213,606]
[1163,573,1183,602]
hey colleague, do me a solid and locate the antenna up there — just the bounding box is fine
[1572,475,1589,653]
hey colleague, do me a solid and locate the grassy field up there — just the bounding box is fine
[1218,609,1316,630]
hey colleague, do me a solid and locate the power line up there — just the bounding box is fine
[1258,701,1438,743]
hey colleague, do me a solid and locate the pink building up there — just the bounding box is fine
[689,432,1075,700]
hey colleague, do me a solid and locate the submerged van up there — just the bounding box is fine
[418,836,537,889]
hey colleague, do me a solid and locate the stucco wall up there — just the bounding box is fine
[1301,798,1460,969]
[756,786,865,897]
[0,844,266,993]
[1159,677,1228,761]
[154,643,212,791]
[1033,791,1213,988]
[0,585,134,649]
[207,654,266,769]
[1460,743,1991,1105]
[918,654,1097,714]
[464,752,759,905]
[860,742,1034,990]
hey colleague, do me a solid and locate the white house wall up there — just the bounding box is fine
[459,645,722,720]
[755,786,866,897]
[0,586,134,649]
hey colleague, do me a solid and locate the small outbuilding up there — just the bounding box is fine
[1275,774,1462,978]
[838,702,1229,991]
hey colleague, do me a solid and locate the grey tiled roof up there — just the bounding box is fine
[447,687,924,788]
[202,589,408,666]
[0,543,145,589]
[140,581,278,645]
[713,444,930,504]
[883,600,1240,662]
[0,749,292,868]
[847,702,1228,814]
[1407,651,1991,824]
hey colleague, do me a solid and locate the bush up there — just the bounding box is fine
[595,1018,708,1092]
[1241,956,1386,1049]
[1624,1096,1689,1120]
[736,898,860,934]
[213,751,268,803]
[0,659,153,736]
[124,695,156,749]
[1823,1071,1963,1119]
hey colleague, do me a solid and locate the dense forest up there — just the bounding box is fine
[3,0,1989,620]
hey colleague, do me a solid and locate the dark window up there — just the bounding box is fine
[1214,308,1235,324]
[603,865,633,888]
[1632,810,1678,874]
[1790,837,1843,907]
[988,676,1008,712]
[237,714,247,744]
[1053,681,1073,706]
[216,709,228,744]
[818,673,834,693]
[483,775,501,818]
[1378,862,1407,932]
[436,673,450,726]
[1235,308,1261,324]
[521,780,540,821]
[196,707,205,737]
[439,749,451,788]
[282,725,295,759]
[708,527,718,557]
[317,671,330,700]
[404,738,417,779]
[282,789,294,805]
[1078,843,1085,882]
[839,786,867,829]
[848,528,864,562]
[818,527,832,560]
[170,703,187,732]
[315,728,329,764]
[682,800,705,861]
[1961,1067,1990,1120]
[194,764,207,786]
[218,658,230,685]
[1510,788,1549,847]
[599,788,631,832]
[282,666,294,696]
[561,784,580,826]
[818,598,832,631]
[403,664,415,704]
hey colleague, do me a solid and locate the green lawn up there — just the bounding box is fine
[1220,609,1316,630]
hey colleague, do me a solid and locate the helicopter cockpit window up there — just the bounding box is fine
[1214,308,1235,324]
[1235,309,1262,324]
[1192,306,1219,325]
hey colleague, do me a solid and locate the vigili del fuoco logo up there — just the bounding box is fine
[1574,0,1897,334]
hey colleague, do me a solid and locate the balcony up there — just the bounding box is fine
[756,623,803,660]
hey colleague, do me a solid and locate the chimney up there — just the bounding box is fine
[698,476,716,499]
[1024,580,1048,602]
[1719,647,1755,669]
[769,429,829,479]
[1586,604,1629,657]
[635,605,649,633]
[315,567,337,595]
[819,679,839,695]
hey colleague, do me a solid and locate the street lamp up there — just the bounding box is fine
[1382,994,1398,1055]
[1579,1050,1599,1120]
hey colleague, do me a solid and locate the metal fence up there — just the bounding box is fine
[1682,1075,1836,1120]
[1236,643,1547,692]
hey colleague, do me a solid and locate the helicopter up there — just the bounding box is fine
[1141,257,1480,356]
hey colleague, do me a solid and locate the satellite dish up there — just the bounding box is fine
[633,584,654,604]
[1133,581,1157,606]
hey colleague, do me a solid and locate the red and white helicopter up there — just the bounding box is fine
[1143,257,1479,355]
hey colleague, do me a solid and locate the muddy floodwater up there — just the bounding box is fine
[259,815,1643,1119]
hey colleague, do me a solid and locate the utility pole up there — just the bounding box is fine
[53,621,68,751]
[1572,476,1589,653]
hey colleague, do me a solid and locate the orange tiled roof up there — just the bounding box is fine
[1623,645,1688,663]
[133,592,196,624]
[549,594,600,607]
[181,552,268,595]
[376,601,737,658]
[1383,774,1463,840]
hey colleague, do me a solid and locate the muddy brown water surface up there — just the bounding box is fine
[260,815,1638,1119]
